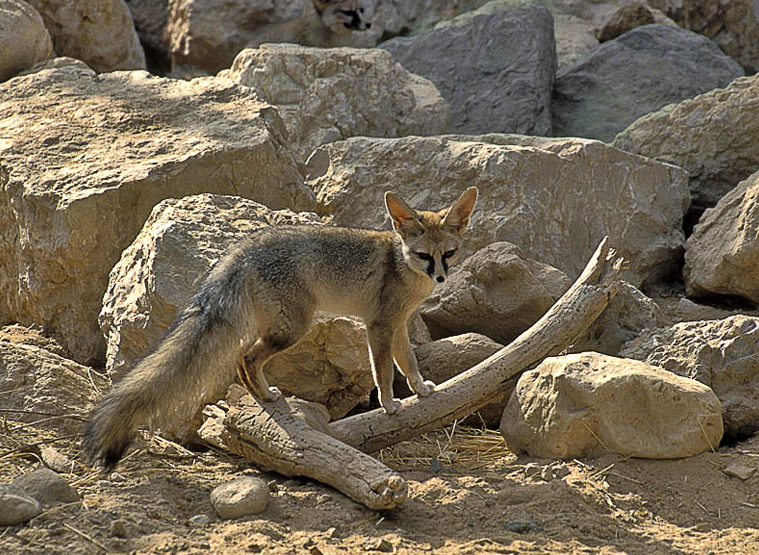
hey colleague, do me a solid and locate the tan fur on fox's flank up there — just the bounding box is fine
[82,188,478,468]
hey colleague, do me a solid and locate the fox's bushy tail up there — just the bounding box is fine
[82,299,243,468]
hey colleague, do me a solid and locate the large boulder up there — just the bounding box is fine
[26,0,146,71]
[621,316,759,438]
[553,24,743,143]
[382,5,556,135]
[0,64,313,364]
[614,74,759,215]
[500,352,724,459]
[0,0,52,82]
[307,135,689,288]
[220,45,448,161]
[0,336,106,434]
[100,194,374,419]
[683,169,759,302]
[420,242,571,345]
[649,0,759,72]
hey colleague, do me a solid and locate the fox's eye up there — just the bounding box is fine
[415,252,433,261]
[442,250,457,258]
[359,7,365,13]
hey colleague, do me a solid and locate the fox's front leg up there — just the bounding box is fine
[392,323,435,397]
[366,323,402,415]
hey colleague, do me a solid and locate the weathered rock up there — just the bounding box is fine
[0,323,68,358]
[412,333,506,427]
[16,55,90,75]
[210,476,268,519]
[220,45,448,161]
[0,340,106,434]
[614,74,759,215]
[12,469,80,506]
[420,242,571,345]
[26,0,146,71]
[683,170,759,303]
[500,352,724,459]
[553,24,743,143]
[382,5,556,135]
[0,487,41,526]
[125,0,171,74]
[620,315,759,438]
[0,0,52,82]
[0,65,313,364]
[649,0,759,72]
[596,3,657,41]
[308,135,689,287]
[100,194,373,419]
[571,282,665,356]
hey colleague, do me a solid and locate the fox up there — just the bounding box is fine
[248,0,375,49]
[82,187,478,468]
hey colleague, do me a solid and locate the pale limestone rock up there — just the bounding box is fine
[0,488,40,526]
[500,352,724,459]
[0,65,313,364]
[620,315,759,437]
[0,340,106,434]
[412,333,505,427]
[12,469,80,506]
[420,242,571,345]
[220,45,448,161]
[100,194,373,420]
[210,477,268,519]
[614,74,759,214]
[307,135,689,288]
[26,0,146,71]
[684,169,759,303]
[0,0,52,82]
[571,282,665,356]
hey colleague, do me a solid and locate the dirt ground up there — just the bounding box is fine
[1,420,758,555]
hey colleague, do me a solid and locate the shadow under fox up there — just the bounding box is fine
[83,188,478,467]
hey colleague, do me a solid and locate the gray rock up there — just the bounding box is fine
[383,5,556,135]
[220,44,447,160]
[0,487,41,526]
[614,73,759,215]
[684,169,759,303]
[0,64,312,364]
[12,468,80,506]
[420,242,571,345]
[210,476,269,519]
[0,0,52,82]
[26,0,146,71]
[308,135,689,288]
[553,24,743,143]
[500,352,724,459]
[620,315,759,438]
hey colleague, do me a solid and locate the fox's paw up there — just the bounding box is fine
[414,380,436,397]
[381,398,402,415]
[263,386,282,402]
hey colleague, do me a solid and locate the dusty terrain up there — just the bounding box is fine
[1,419,757,555]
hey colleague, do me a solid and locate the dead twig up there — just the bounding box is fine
[62,523,109,552]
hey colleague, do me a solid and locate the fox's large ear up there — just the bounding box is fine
[442,187,478,236]
[385,191,422,236]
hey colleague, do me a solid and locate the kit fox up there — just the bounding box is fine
[248,0,375,49]
[83,187,478,468]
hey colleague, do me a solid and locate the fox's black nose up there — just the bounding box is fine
[365,22,371,28]
[436,276,445,283]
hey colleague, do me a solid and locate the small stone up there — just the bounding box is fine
[109,519,128,537]
[109,472,127,483]
[40,446,74,474]
[12,468,80,506]
[0,489,41,526]
[309,546,325,555]
[210,477,269,519]
[188,514,210,526]
[325,527,337,538]
[364,538,394,552]
[723,463,756,481]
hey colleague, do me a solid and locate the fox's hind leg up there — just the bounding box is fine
[237,300,314,402]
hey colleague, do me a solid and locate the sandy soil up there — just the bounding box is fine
[1,421,757,555]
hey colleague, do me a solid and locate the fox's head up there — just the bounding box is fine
[385,187,479,284]
[314,0,375,34]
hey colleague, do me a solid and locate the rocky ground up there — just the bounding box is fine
[0,422,757,555]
